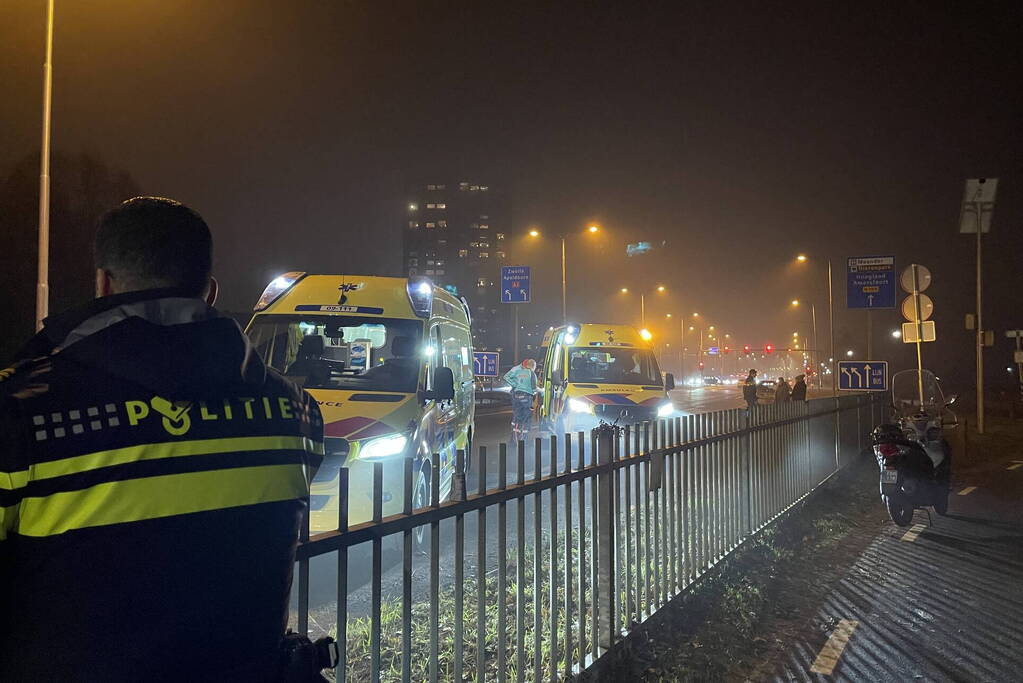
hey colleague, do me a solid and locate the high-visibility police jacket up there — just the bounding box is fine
[0,290,324,682]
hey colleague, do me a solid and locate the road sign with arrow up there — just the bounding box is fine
[472,351,499,377]
[847,256,896,309]
[838,360,888,391]
[501,265,531,303]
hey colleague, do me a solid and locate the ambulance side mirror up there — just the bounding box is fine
[427,367,455,401]
[664,373,676,391]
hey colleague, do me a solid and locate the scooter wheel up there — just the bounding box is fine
[885,495,914,527]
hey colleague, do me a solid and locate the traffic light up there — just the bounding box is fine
[698,361,705,369]
[765,344,774,354]
[723,346,730,354]
[742,344,751,354]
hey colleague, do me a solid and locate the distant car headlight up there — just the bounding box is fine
[657,402,675,418]
[360,433,409,460]
[568,398,594,414]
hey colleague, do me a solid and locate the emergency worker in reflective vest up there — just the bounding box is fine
[0,197,324,681]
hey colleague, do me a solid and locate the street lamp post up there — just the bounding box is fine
[529,224,598,324]
[795,254,836,396]
[36,0,55,331]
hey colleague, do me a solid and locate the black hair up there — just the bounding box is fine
[94,196,212,297]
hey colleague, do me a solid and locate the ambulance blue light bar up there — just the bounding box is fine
[407,277,434,318]
[254,272,306,311]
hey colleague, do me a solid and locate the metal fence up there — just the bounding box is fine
[293,394,884,682]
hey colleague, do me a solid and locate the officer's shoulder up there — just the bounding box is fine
[263,366,313,403]
[0,356,49,398]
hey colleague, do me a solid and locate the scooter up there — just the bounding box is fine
[872,369,956,527]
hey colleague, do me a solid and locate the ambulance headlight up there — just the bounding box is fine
[254,271,305,311]
[360,434,409,460]
[568,398,593,414]
[658,402,675,418]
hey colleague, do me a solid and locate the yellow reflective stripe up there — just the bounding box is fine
[30,435,323,482]
[17,463,308,537]
[1,503,17,541]
[1,469,30,491]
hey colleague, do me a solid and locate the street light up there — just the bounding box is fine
[791,258,831,393]
[846,349,854,357]
[891,329,902,339]
[527,224,600,323]
[618,284,666,327]
[35,0,56,331]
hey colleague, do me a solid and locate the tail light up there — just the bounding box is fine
[877,443,900,460]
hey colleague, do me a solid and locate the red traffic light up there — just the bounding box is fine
[723,346,731,353]
[765,344,774,354]
[698,361,705,369]
[742,344,751,354]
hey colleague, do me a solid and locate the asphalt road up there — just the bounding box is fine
[770,431,1023,681]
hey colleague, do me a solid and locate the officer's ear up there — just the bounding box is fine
[205,276,219,307]
[96,269,114,298]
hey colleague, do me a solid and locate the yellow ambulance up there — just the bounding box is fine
[538,323,676,433]
[245,273,474,535]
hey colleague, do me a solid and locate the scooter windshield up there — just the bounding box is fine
[891,369,944,418]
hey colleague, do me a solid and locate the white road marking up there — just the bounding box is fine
[1008,463,1023,471]
[810,618,858,675]
[900,523,927,542]
[957,486,977,496]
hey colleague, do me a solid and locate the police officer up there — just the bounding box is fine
[0,198,324,681]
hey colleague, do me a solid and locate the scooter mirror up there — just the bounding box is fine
[945,394,958,406]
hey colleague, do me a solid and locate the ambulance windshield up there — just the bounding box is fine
[248,315,424,393]
[567,347,662,386]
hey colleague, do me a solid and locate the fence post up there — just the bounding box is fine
[595,423,617,650]
[745,406,753,534]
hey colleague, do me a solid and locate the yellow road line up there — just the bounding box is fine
[900,523,927,543]
[810,618,858,675]
[957,486,977,496]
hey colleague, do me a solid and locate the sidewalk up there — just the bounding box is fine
[766,413,1023,682]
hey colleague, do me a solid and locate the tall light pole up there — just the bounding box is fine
[529,224,599,324]
[791,299,820,389]
[795,254,835,395]
[36,0,55,331]
[619,284,666,330]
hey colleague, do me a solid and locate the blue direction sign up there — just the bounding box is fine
[501,265,531,303]
[837,360,888,392]
[472,351,500,377]
[847,256,896,309]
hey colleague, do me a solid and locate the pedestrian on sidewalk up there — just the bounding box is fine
[775,376,791,402]
[742,368,759,409]
[791,374,808,401]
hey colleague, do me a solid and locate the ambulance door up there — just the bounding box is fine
[544,330,568,421]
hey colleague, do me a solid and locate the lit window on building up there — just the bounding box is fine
[408,258,419,267]
[480,252,489,259]
[425,222,436,228]
[426,260,435,266]
[425,269,435,275]
[427,184,436,190]
[438,220,447,228]
[436,203,447,209]
[470,241,479,248]
[437,184,446,190]
[480,242,490,248]
[471,223,479,229]
[480,186,489,191]
[496,232,505,240]
[458,249,468,258]
[496,251,506,259]
[435,259,445,266]
[479,224,489,230]
[480,215,489,220]
[477,278,487,288]
[409,221,419,229]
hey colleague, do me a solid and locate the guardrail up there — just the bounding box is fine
[293,394,884,681]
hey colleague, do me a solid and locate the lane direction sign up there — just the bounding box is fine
[501,265,531,303]
[838,360,888,391]
[847,256,897,309]
[473,351,500,377]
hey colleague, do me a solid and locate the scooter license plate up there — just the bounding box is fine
[881,469,898,484]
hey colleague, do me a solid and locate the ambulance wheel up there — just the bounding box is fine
[412,462,431,552]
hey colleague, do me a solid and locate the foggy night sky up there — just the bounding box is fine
[2,1,1021,388]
